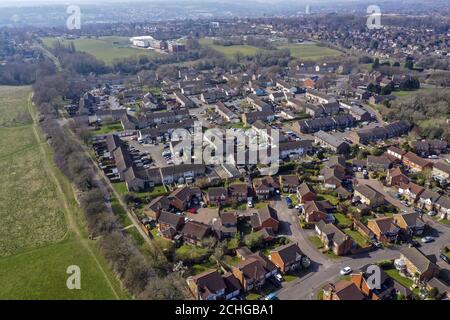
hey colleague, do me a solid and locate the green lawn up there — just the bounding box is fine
[42,36,162,65]
[150,228,174,251]
[344,229,370,247]
[0,86,128,299]
[277,44,342,60]
[318,193,340,206]
[383,268,419,295]
[112,182,129,197]
[125,227,145,247]
[94,122,123,135]
[335,213,352,228]
[245,292,262,300]
[309,236,324,249]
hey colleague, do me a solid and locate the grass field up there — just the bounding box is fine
[94,122,124,135]
[0,86,128,299]
[42,36,162,65]
[199,38,260,58]
[0,86,33,127]
[277,44,342,60]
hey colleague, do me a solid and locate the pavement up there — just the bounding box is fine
[128,140,167,167]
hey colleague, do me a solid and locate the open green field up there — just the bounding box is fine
[0,86,33,127]
[0,86,128,299]
[199,38,261,57]
[42,36,162,65]
[277,44,342,60]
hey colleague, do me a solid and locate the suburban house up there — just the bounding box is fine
[252,176,279,199]
[314,130,350,154]
[322,280,365,300]
[297,182,317,203]
[367,217,399,243]
[157,211,185,239]
[315,220,353,256]
[212,212,238,239]
[231,252,278,291]
[269,243,306,273]
[398,182,425,204]
[411,139,448,157]
[181,221,211,246]
[432,162,450,183]
[279,175,300,193]
[250,205,279,232]
[303,200,334,223]
[397,247,440,281]
[186,269,241,300]
[351,266,412,300]
[354,184,385,208]
[386,167,409,187]
[205,187,228,206]
[228,183,248,204]
[215,102,240,123]
[402,152,433,172]
[418,189,442,212]
[147,195,172,219]
[386,146,407,161]
[393,212,425,236]
[366,155,392,172]
[436,196,450,220]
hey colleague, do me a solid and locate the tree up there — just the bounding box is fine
[244,232,265,250]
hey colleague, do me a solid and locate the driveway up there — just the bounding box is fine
[128,140,167,167]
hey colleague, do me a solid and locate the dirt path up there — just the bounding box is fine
[27,94,121,299]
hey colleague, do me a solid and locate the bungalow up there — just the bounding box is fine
[354,184,385,208]
[398,247,440,281]
[279,175,300,193]
[402,152,433,172]
[250,205,279,232]
[367,217,399,243]
[181,221,211,246]
[231,252,278,291]
[393,212,425,236]
[268,243,305,273]
[297,182,317,203]
[323,280,365,300]
[386,167,409,187]
[315,220,353,256]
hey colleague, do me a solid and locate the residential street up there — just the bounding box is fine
[270,197,450,299]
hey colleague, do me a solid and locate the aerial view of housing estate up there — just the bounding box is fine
[0,0,449,307]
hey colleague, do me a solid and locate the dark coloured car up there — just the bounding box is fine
[440,253,450,264]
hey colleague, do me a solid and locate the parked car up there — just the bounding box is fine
[187,208,197,214]
[247,200,253,208]
[275,273,283,282]
[440,253,450,264]
[427,211,437,216]
[340,267,352,275]
[421,236,434,243]
[285,197,293,208]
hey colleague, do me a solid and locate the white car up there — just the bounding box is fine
[247,200,253,208]
[275,274,283,282]
[340,267,352,275]
[428,211,437,216]
[421,236,434,243]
